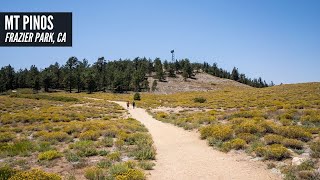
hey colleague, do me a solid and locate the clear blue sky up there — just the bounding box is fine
[0,0,319,84]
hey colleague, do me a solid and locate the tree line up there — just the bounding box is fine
[0,57,273,93]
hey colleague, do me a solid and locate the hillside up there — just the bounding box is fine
[148,72,251,94]
[0,58,269,94]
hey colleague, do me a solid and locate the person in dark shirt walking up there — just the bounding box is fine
[132,101,135,109]
[127,101,130,109]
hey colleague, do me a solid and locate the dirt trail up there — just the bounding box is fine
[112,101,281,180]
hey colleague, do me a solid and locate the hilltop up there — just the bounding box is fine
[0,57,270,94]
[148,72,251,94]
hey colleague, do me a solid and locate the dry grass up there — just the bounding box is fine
[0,92,155,179]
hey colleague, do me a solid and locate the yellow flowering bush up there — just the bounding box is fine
[234,120,265,134]
[115,169,145,180]
[8,169,61,180]
[38,150,62,161]
[0,132,15,142]
[79,130,101,141]
[255,144,290,160]
[282,138,304,149]
[40,131,70,142]
[200,124,233,141]
[236,133,257,143]
[221,138,247,152]
[272,126,312,141]
[264,134,285,145]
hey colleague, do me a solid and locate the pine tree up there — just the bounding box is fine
[4,65,15,90]
[65,56,78,93]
[182,59,193,78]
[168,66,176,77]
[29,65,41,92]
[0,68,6,92]
[86,69,96,94]
[154,58,164,81]
[42,68,54,92]
[147,58,154,76]
[95,57,107,91]
[75,59,88,93]
[231,67,240,81]
[163,60,169,71]
[151,80,157,92]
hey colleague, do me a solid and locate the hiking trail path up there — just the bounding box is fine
[112,101,281,180]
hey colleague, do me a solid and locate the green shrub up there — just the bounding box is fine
[97,159,112,168]
[200,124,233,141]
[310,140,320,158]
[117,131,129,141]
[221,138,246,152]
[229,118,246,125]
[0,132,15,142]
[0,166,18,180]
[79,130,100,141]
[264,134,284,145]
[281,138,304,149]
[38,150,62,161]
[109,163,130,177]
[107,151,121,162]
[235,120,265,134]
[255,144,290,160]
[64,151,80,162]
[37,141,55,152]
[124,160,136,169]
[230,111,257,119]
[98,150,109,156]
[84,167,105,180]
[273,126,312,141]
[138,161,155,170]
[282,159,318,180]
[130,135,156,160]
[41,131,69,142]
[133,93,141,101]
[80,148,98,157]
[99,137,113,147]
[156,112,168,119]
[63,125,82,135]
[193,97,206,103]
[104,128,118,138]
[115,139,125,149]
[69,140,94,149]
[133,146,156,160]
[306,127,320,134]
[279,119,293,126]
[297,159,315,171]
[69,140,98,157]
[8,169,61,180]
[301,114,320,124]
[236,133,257,143]
[126,132,151,145]
[259,121,277,134]
[4,139,34,156]
[207,137,223,148]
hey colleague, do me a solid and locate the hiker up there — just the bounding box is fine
[127,101,130,109]
[132,101,135,109]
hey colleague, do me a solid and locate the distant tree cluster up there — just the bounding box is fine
[202,62,273,88]
[0,57,273,93]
